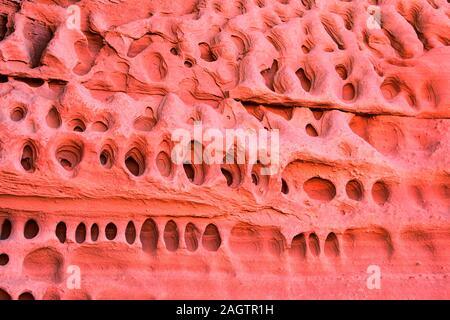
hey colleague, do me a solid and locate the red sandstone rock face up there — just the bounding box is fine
[0,0,449,300]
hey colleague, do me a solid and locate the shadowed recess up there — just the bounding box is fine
[140,218,158,254]
[163,220,179,252]
[202,224,221,251]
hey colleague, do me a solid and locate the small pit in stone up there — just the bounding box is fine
[24,219,39,239]
[10,105,27,121]
[0,253,9,266]
[56,140,83,171]
[125,147,145,176]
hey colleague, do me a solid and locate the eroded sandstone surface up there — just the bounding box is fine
[0,0,449,300]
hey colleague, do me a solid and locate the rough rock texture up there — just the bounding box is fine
[0,0,449,300]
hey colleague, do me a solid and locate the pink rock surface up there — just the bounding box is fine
[0,0,449,300]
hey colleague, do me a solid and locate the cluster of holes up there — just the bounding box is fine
[53,219,222,252]
[0,218,39,244]
[281,174,390,206]
[291,232,340,260]
[12,104,111,132]
[0,289,35,300]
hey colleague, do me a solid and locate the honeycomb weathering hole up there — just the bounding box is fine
[308,233,321,257]
[0,289,11,300]
[281,178,289,194]
[324,232,340,258]
[133,116,156,132]
[291,233,307,260]
[21,143,37,172]
[295,67,312,92]
[75,223,86,243]
[24,219,39,239]
[261,60,278,91]
[156,151,172,177]
[91,224,99,242]
[56,140,84,171]
[304,177,336,201]
[250,163,270,193]
[183,163,195,181]
[346,179,364,201]
[140,218,158,254]
[92,121,108,132]
[185,223,200,252]
[183,141,207,185]
[342,83,356,101]
[105,222,117,240]
[125,147,145,176]
[372,181,390,205]
[23,247,63,283]
[221,167,233,186]
[163,220,179,252]
[0,219,12,240]
[99,142,116,169]
[335,64,348,80]
[18,292,35,300]
[305,124,318,137]
[125,221,136,244]
[0,253,9,266]
[68,119,86,132]
[46,107,61,128]
[202,224,221,251]
[55,222,66,243]
[199,42,217,62]
[10,105,27,121]
[381,78,401,100]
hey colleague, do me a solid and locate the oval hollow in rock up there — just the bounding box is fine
[185,223,200,252]
[156,151,172,177]
[202,224,221,251]
[125,147,145,177]
[91,223,99,242]
[305,124,318,137]
[18,292,35,300]
[46,107,61,128]
[372,180,390,205]
[281,178,289,194]
[342,83,355,101]
[133,116,156,132]
[346,179,364,201]
[140,218,158,254]
[308,233,320,257]
[125,221,136,244]
[291,233,307,260]
[183,141,207,185]
[23,247,63,282]
[0,253,9,266]
[324,232,340,258]
[0,219,12,240]
[0,288,11,300]
[10,105,27,121]
[68,119,86,132]
[163,220,179,252]
[75,223,86,243]
[105,222,117,240]
[21,143,37,172]
[55,140,83,171]
[24,219,39,239]
[55,222,66,243]
[304,177,336,202]
[92,121,108,132]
